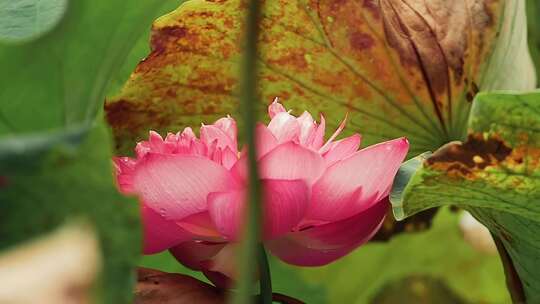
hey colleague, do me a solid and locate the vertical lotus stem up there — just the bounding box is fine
[492,235,526,303]
[232,0,272,303]
[258,244,273,303]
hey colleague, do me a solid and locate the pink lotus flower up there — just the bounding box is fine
[114,99,408,285]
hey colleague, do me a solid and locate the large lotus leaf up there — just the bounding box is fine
[0,0,68,43]
[106,0,535,155]
[527,0,540,82]
[141,209,509,303]
[0,0,183,135]
[391,91,540,303]
[107,0,186,97]
[0,122,140,303]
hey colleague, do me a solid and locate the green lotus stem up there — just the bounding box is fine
[492,235,526,303]
[232,0,264,303]
[258,244,273,304]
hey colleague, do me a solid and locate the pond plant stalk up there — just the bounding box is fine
[232,0,272,304]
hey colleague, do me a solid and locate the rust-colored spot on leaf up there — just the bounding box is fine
[349,31,374,50]
[105,99,145,131]
[151,26,188,53]
[362,0,380,19]
[329,0,347,10]
[267,48,310,71]
[427,133,512,177]
[0,176,7,188]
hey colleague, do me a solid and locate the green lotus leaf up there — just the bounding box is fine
[0,0,68,44]
[0,122,141,303]
[0,0,182,135]
[391,91,540,303]
[527,0,540,83]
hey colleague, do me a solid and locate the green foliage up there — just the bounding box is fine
[142,209,509,303]
[480,1,536,91]
[0,0,182,135]
[277,209,509,303]
[0,123,141,303]
[106,0,186,97]
[391,91,540,302]
[0,0,186,302]
[0,0,68,43]
[370,276,466,304]
[527,0,540,84]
